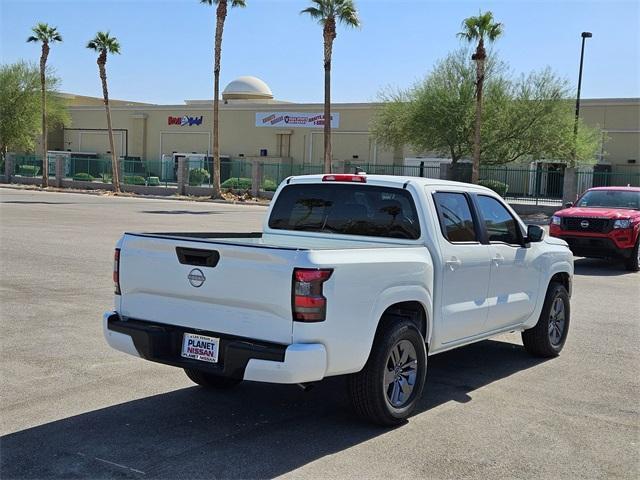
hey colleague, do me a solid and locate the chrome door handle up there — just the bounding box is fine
[445,257,462,271]
[492,253,505,266]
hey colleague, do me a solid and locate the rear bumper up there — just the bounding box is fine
[103,312,326,384]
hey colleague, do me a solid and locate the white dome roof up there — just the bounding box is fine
[222,76,273,100]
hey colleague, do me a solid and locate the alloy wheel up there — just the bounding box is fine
[384,339,418,408]
[548,297,566,346]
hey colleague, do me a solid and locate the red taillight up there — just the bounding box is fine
[322,174,366,183]
[292,268,332,322]
[113,248,121,295]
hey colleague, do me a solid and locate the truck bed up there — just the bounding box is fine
[128,231,418,251]
[117,231,421,346]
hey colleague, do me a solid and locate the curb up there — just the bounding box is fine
[0,183,271,207]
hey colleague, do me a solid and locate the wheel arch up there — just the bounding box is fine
[370,286,433,348]
[550,271,572,297]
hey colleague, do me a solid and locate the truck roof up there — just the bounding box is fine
[287,174,494,193]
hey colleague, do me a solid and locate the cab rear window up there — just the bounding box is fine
[268,184,421,239]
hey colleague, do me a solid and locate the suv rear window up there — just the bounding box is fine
[268,184,421,239]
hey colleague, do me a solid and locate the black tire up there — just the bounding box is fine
[624,237,639,272]
[184,368,242,389]
[348,319,427,426]
[522,282,570,358]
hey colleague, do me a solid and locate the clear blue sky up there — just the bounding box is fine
[1,0,638,104]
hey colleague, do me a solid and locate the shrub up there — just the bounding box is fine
[18,165,40,176]
[123,175,146,185]
[221,177,252,190]
[478,179,509,197]
[189,168,210,186]
[147,176,160,186]
[73,172,94,182]
[262,179,278,191]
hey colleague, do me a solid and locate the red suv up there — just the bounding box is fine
[549,186,640,271]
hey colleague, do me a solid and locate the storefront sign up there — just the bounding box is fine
[168,115,203,126]
[255,112,340,128]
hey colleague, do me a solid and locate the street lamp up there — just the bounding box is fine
[563,31,593,205]
[574,32,593,139]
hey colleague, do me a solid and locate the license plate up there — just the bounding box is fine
[181,333,220,363]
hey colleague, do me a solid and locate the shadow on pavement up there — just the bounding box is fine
[141,210,223,215]
[1,201,76,205]
[0,339,545,479]
[573,257,634,277]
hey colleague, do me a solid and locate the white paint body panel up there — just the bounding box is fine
[106,174,573,383]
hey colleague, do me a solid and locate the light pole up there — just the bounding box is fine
[574,32,592,140]
[563,31,592,205]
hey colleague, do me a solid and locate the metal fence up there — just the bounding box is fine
[7,155,640,204]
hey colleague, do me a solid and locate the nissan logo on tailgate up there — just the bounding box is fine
[188,268,206,288]
[580,220,590,228]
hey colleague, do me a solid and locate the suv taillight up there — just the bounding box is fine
[113,248,121,295]
[292,268,333,322]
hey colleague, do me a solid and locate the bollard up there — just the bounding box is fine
[55,155,65,188]
[251,160,263,197]
[4,153,14,183]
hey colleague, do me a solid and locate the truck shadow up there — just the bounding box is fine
[0,339,544,479]
[573,257,634,277]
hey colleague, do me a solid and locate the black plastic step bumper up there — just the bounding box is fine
[106,314,286,379]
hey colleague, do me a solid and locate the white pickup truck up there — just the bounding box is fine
[104,174,573,425]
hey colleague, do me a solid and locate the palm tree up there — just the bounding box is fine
[458,11,503,184]
[27,23,62,188]
[86,32,121,193]
[201,0,246,198]
[301,0,360,173]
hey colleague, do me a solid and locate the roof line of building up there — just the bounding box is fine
[65,97,639,111]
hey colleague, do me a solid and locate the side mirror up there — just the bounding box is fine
[525,224,544,244]
[565,202,573,208]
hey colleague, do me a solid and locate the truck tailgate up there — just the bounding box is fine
[118,234,302,344]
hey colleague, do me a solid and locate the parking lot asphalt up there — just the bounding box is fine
[1,187,639,480]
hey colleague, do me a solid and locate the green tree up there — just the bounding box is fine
[0,61,68,162]
[458,11,503,183]
[301,0,360,173]
[86,32,121,193]
[201,0,246,199]
[371,51,600,172]
[372,49,499,165]
[481,68,600,165]
[27,22,62,187]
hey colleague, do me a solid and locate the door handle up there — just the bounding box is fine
[445,257,462,271]
[492,253,505,266]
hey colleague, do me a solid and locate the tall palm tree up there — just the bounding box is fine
[86,32,121,193]
[27,22,62,188]
[201,0,246,198]
[458,11,503,184]
[301,0,360,173]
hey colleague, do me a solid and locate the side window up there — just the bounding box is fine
[433,192,478,242]
[476,195,521,244]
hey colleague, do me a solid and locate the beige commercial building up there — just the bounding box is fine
[52,76,639,172]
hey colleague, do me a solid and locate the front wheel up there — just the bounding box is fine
[184,368,242,389]
[348,319,427,426]
[624,237,639,272]
[522,282,570,357]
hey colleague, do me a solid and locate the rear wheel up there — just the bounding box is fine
[624,237,639,272]
[522,282,570,357]
[184,368,242,389]
[348,319,427,426]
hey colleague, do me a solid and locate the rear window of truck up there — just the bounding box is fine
[268,184,421,239]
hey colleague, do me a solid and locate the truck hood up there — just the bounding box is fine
[554,207,640,219]
[544,235,568,247]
